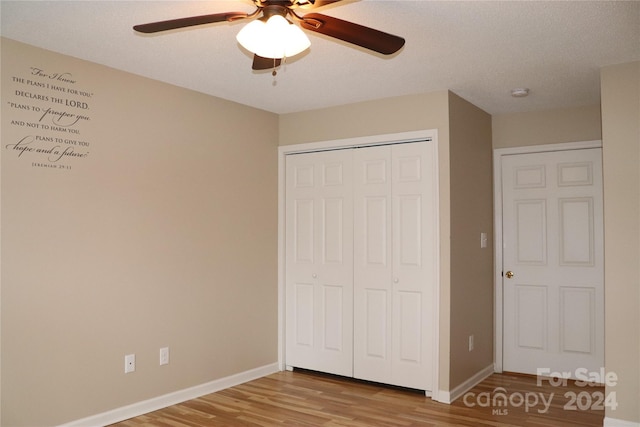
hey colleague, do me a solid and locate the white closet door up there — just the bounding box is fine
[353,145,393,382]
[354,141,437,390]
[285,150,354,376]
[391,142,437,390]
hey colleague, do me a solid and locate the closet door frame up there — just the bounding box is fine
[277,129,441,399]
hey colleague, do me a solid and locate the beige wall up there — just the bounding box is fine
[492,104,602,149]
[448,93,494,388]
[279,93,447,146]
[601,61,640,424]
[1,38,279,426]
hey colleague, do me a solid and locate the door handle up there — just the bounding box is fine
[505,271,515,279]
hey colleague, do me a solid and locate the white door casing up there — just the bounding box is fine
[500,147,604,376]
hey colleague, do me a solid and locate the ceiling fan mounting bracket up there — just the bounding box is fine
[254,0,298,9]
[260,5,291,20]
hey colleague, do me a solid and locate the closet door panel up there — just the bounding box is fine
[391,141,436,390]
[293,199,314,264]
[354,146,393,382]
[286,150,353,376]
[397,194,422,266]
[398,290,422,362]
[364,288,388,358]
[293,283,314,347]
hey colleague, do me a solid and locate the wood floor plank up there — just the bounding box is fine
[109,370,605,426]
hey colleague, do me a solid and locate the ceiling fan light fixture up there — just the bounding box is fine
[236,14,311,59]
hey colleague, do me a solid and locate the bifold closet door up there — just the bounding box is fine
[285,150,354,377]
[353,141,436,390]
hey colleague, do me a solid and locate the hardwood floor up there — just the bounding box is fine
[109,370,605,426]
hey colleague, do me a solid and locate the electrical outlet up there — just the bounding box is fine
[125,354,136,373]
[160,347,169,366]
[468,335,474,352]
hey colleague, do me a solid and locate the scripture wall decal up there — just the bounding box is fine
[4,66,93,171]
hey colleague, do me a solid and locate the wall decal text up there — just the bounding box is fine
[4,67,94,171]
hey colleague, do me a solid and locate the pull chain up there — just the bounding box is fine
[272,58,278,86]
[272,56,285,85]
[272,56,283,76]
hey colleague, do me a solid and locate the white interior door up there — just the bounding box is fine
[353,142,436,390]
[285,150,354,377]
[502,148,604,376]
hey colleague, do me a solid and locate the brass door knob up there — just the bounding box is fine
[505,271,515,279]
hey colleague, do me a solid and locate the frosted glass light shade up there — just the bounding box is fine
[236,15,311,59]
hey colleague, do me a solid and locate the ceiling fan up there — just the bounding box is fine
[133,0,405,71]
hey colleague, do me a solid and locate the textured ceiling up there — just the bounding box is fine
[2,1,639,115]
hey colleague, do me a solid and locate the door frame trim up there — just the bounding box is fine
[277,129,440,398]
[492,140,602,372]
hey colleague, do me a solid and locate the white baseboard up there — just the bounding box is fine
[604,417,640,427]
[436,364,495,404]
[57,362,280,427]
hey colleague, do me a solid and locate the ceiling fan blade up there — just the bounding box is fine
[252,55,282,70]
[134,12,249,33]
[300,13,405,55]
[297,0,344,9]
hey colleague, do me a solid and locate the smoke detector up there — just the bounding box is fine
[511,88,530,97]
